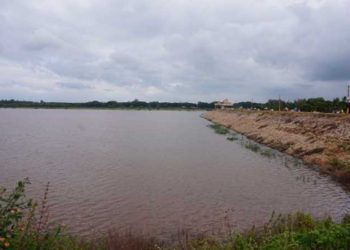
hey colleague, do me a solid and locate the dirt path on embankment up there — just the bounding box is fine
[202,110,350,184]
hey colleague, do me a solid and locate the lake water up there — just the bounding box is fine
[1,109,349,239]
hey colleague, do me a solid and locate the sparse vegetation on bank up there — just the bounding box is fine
[244,142,261,153]
[203,110,350,185]
[260,149,276,158]
[2,180,350,250]
[226,135,239,141]
[207,122,278,159]
[207,123,230,135]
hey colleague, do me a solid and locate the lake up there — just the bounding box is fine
[1,109,349,239]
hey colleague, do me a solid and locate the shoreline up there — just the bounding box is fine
[0,107,206,111]
[202,109,350,185]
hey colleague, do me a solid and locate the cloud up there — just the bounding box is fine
[0,0,349,102]
[56,82,92,90]
[23,29,63,51]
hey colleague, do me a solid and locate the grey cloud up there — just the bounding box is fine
[253,1,350,82]
[0,0,349,102]
[22,29,63,51]
[56,82,92,90]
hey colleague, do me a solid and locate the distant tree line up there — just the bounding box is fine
[235,97,348,113]
[0,97,347,113]
[0,99,216,110]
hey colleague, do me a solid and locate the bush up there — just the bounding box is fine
[0,179,83,250]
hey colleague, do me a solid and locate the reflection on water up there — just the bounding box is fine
[0,109,349,239]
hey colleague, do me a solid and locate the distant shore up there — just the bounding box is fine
[0,107,205,111]
[202,109,350,185]
[0,100,214,110]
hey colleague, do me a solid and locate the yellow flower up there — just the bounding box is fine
[10,210,15,214]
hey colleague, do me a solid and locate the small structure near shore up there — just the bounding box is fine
[214,99,234,109]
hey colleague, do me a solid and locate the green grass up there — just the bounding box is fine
[245,142,261,152]
[260,149,276,158]
[184,212,350,250]
[2,180,350,249]
[207,123,230,135]
[227,134,239,141]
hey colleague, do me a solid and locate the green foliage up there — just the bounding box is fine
[208,124,230,135]
[245,142,261,152]
[230,234,257,250]
[0,178,33,249]
[0,179,84,250]
[219,212,350,250]
[234,96,347,113]
[260,149,276,158]
[227,135,239,141]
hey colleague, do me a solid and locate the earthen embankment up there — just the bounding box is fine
[203,110,350,184]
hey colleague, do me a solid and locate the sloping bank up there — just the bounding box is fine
[202,110,350,184]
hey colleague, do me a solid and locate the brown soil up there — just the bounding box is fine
[202,110,350,185]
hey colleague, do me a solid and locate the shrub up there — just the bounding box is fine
[0,179,82,250]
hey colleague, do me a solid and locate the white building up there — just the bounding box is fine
[214,99,234,109]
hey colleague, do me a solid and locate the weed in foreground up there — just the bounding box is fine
[2,180,350,249]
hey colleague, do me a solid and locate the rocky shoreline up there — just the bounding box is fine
[202,110,350,185]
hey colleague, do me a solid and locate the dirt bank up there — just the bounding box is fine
[202,110,350,184]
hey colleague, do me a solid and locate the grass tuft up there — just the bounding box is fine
[260,149,276,158]
[207,124,230,135]
[245,142,261,152]
[226,134,239,141]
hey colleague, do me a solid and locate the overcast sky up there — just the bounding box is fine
[0,0,349,102]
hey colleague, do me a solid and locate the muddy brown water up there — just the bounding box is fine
[1,109,350,239]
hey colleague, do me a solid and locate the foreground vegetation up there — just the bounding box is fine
[1,179,350,249]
